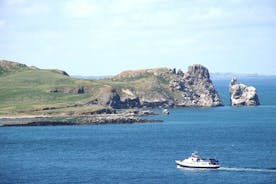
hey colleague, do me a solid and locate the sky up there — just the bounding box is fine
[0,0,276,76]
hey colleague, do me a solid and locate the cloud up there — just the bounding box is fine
[5,0,27,6]
[119,0,163,4]
[189,6,225,21]
[1,0,276,76]
[64,0,98,17]
[0,20,6,28]
[111,0,164,14]
[4,0,49,16]
[19,3,49,15]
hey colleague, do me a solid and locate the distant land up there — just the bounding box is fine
[210,73,276,80]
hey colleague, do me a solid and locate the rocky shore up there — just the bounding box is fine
[0,110,162,127]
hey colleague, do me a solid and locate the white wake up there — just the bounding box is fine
[176,166,276,173]
[219,167,276,173]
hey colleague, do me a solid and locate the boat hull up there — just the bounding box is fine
[175,160,220,169]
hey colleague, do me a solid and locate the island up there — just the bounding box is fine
[0,60,222,126]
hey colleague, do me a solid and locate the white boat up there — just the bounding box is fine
[175,152,220,169]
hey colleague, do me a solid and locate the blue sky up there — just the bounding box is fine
[0,0,276,75]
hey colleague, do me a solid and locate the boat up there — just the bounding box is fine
[175,152,220,169]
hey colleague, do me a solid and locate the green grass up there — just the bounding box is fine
[0,60,29,76]
[36,105,110,116]
[0,66,134,115]
[0,69,101,115]
[0,61,179,116]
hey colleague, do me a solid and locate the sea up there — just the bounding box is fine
[0,78,276,184]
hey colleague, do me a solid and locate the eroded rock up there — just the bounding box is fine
[169,64,222,107]
[229,77,260,106]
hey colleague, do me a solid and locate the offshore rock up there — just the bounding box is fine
[229,77,260,106]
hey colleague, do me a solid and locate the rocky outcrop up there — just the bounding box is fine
[140,99,171,108]
[49,69,69,76]
[229,77,260,106]
[90,86,141,109]
[168,64,222,107]
[95,87,122,108]
[94,64,223,108]
[44,63,223,109]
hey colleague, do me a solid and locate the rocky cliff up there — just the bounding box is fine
[168,64,222,107]
[93,64,223,108]
[229,77,260,106]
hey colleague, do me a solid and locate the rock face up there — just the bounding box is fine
[49,69,69,76]
[94,64,222,108]
[229,77,260,106]
[168,64,222,107]
[46,63,222,109]
[90,86,141,109]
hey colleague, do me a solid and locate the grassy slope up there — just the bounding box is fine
[0,60,29,76]
[0,68,108,115]
[0,61,175,116]
[106,70,176,103]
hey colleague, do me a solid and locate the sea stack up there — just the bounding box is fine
[229,77,260,106]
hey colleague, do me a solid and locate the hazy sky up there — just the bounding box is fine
[1,0,276,75]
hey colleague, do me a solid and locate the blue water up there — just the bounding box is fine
[1,79,276,184]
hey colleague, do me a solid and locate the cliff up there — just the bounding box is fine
[94,64,223,108]
[168,64,222,107]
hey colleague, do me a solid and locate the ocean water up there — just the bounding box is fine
[1,78,276,184]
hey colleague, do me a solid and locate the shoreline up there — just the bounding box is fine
[0,110,163,127]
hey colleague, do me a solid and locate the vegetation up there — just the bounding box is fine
[0,60,174,116]
[0,61,103,115]
[0,60,29,76]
